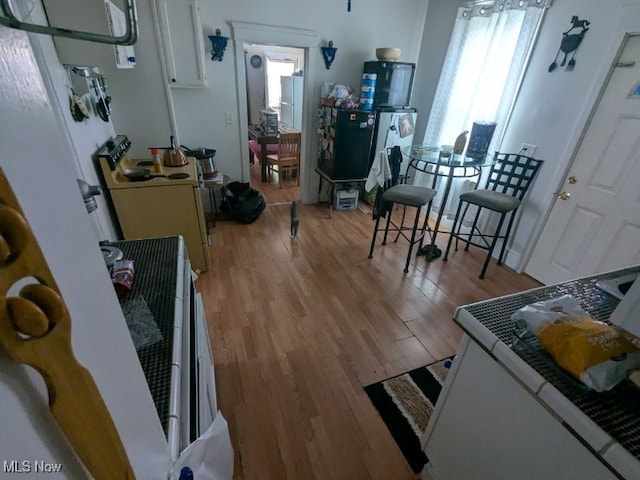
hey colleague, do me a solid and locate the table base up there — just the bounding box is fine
[418,244,442,261]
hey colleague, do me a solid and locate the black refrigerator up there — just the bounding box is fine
[317,106,376,180]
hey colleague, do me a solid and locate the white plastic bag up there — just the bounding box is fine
[170,411,234,480]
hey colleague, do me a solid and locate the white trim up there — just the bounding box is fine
[151,0,180,141]
[521,6,640,275]
[232,22,318,47]
[232,22,319,203]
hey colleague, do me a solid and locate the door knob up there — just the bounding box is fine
[556,191,571,200]
[567,176,577,184]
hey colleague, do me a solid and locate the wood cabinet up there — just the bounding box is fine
[154,0,207,88]
[98,157,210,273]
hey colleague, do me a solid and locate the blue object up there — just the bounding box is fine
[321,41,337,70]
[179,466,194,480]
[209,29,228,62]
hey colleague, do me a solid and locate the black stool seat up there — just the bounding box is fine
[383,184,436,207]
[459,189,521,213]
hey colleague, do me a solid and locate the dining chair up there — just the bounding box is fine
[368,146,437,273]
[265,132,301,188]
[443,152,544,279]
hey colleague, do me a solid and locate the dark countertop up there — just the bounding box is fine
[113,236,180,435]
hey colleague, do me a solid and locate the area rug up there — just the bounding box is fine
[364,356,455,473]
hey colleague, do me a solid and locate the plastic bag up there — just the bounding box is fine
[220,181,266,224]
[170,411,234,480]
[511,295,640,391]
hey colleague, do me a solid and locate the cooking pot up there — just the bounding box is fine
[181,145,217,178]
[163,135,188,167]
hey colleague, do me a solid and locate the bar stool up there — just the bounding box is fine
[368,147,437,273]
[443,152,543,279]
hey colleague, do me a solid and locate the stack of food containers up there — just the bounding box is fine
[359,73,377,110]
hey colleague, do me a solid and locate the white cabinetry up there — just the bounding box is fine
[155,0,207,88]
[423,336,617,480]
[280,75,303,130]
[422,269,640,480]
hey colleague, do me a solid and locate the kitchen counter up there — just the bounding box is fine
[113,236,181,435]
[113,235,218,462]
[422,265,640,480]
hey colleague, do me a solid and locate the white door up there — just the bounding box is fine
[526,35,640,284]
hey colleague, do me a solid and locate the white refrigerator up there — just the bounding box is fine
[279,75,303,130]
[370,108,418,177]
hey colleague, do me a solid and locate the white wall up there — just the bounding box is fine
[82,0,430,191]
[0,22,169,478]
[196,0,429,187]
[23,1,121,241]
[498,0,637,272]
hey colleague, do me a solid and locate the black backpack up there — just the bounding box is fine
[220,181,266,224]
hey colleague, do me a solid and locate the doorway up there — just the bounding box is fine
[526,34,640,284]
[231,22,319,205]
[244,43,305,204]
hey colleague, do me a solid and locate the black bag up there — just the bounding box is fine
[220,181,266,224]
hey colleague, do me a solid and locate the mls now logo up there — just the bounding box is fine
[4,460,63,473]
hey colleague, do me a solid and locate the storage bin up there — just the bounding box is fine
[334,189,359,210]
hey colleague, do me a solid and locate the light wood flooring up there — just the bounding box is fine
[195,161,541,479]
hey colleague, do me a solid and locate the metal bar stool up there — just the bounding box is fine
[368,147,437,273]
[443,152,544,279]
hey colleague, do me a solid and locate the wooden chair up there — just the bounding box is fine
[266,132,301,188]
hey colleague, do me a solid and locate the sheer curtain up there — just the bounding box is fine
[417,0,551,220]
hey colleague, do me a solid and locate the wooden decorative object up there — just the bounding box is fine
[0,170,135,479]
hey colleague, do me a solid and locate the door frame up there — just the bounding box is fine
[522,9,640,277]
[232,22,319,203]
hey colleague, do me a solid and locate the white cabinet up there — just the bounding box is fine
[280,75,303,130]
[422,337,618,480]
[155,0,207,88]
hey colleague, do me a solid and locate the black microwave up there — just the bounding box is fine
[363,60,415,108]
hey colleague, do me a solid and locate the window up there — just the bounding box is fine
[418,0,551,218]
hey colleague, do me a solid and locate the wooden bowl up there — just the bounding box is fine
[376,48,401,61]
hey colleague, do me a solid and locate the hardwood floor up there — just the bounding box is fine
[196,161,541,479]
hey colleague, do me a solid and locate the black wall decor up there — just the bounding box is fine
[549,16,590,72]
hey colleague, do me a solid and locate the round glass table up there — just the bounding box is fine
[401,145,495,260]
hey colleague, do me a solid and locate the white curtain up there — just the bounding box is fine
[416,0,550,220]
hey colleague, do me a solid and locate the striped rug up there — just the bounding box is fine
[364,357,455,473]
